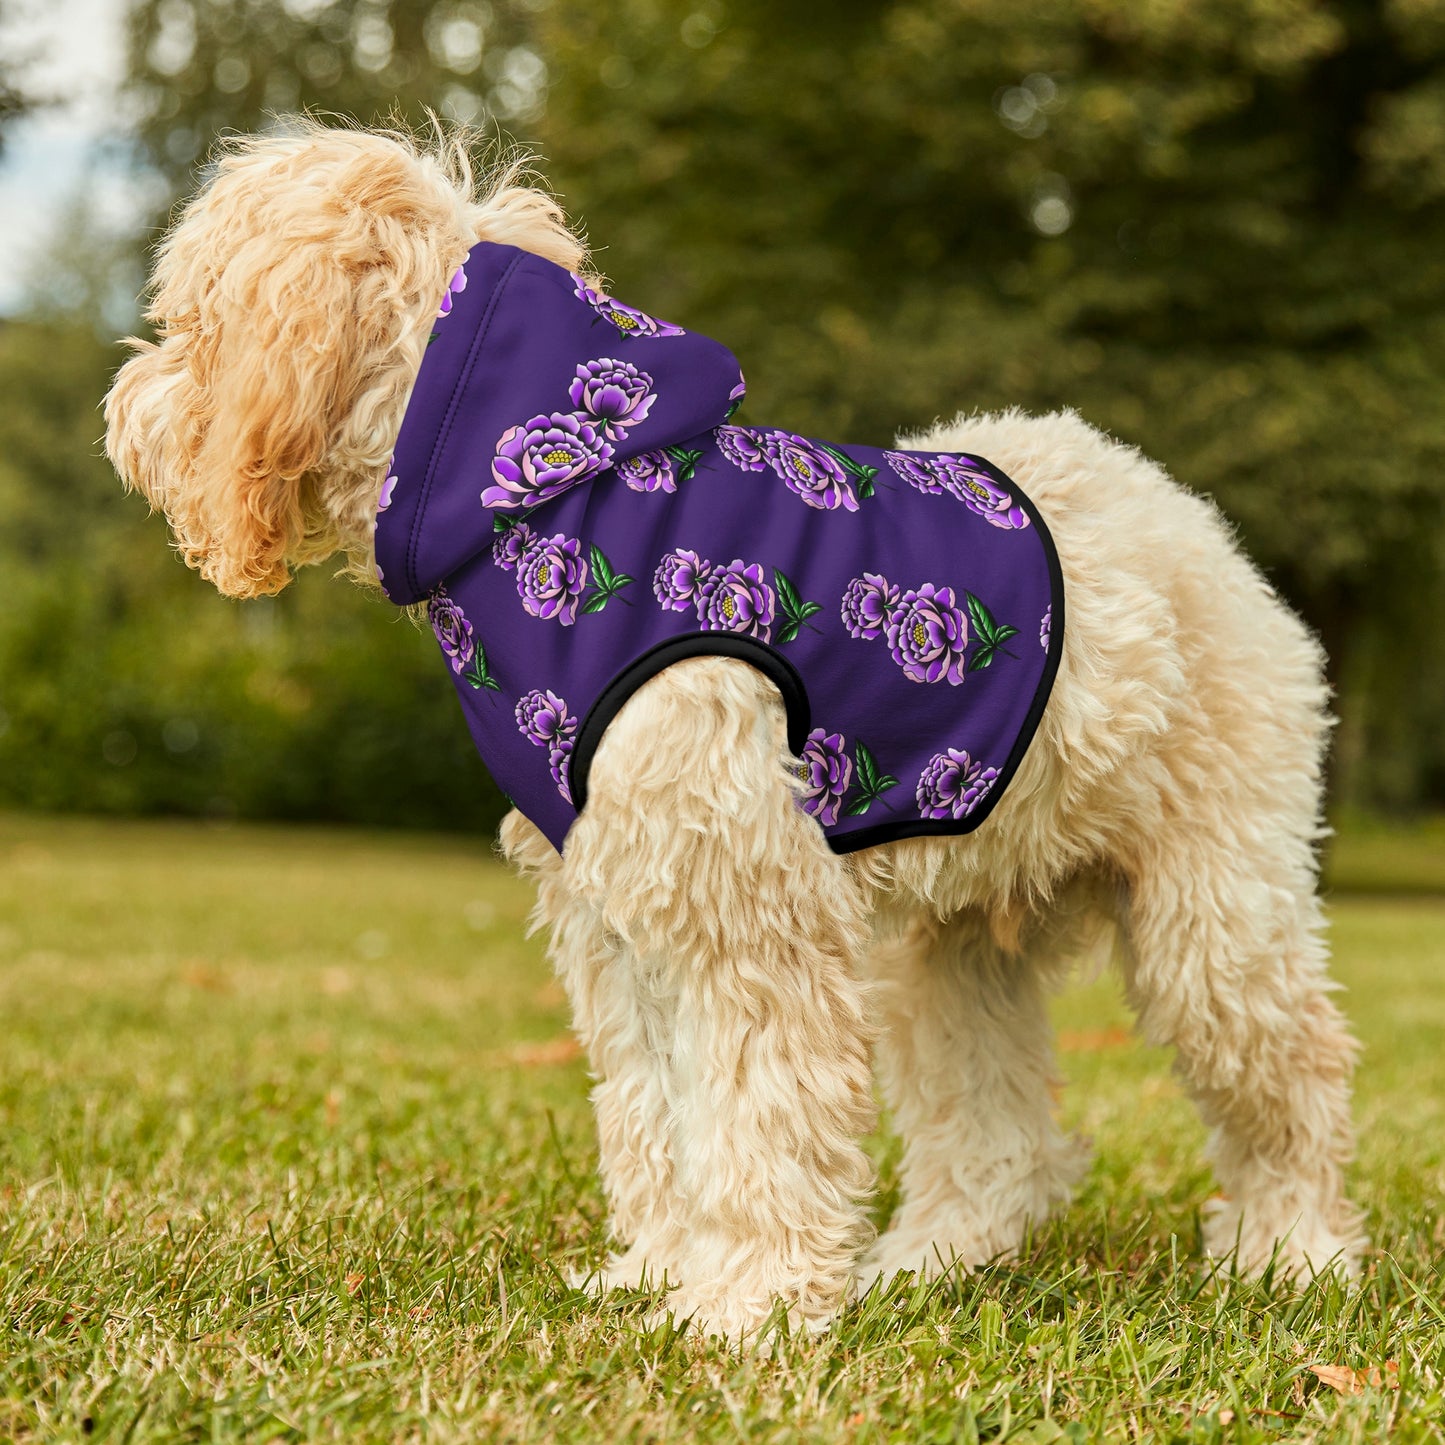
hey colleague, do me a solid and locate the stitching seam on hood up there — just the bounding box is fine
[404,250,525,599]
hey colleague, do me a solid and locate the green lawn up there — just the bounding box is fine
[2,812,1442,1442]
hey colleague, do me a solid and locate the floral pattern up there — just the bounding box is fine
[516,533,590,626]
[717,426,879,509]
[571,274,685,338]
[884,451,1031,530]
[484,411,615,510]
[619,449,677,493]
[654,549,712,610]
[940,458,1031,529]
[568,358,656,439]
[653,549,821,644]
[794,729,853,827]
[843,573,1023,683]
[428,588,475,674]
[516,688,578,802]
[840,573,900,640]
[378,469,398,513]
[495,522,633,621]
[492,519,537,571]
[759,431,859,512]
[484,345,670,511]
[1040,604,1052,651]
[915,749,1000,820]
[696,560,776,641]
[886,584,970,685]
[714,424,767,472]
[437,264,467,319]
[885,451,947,495]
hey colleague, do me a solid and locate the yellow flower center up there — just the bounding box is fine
[722,594,737,621]
[542,448,574,467]
[612,313,638,331]
[790,455,813,481]
[536,562,551,588]
[964,477,990,500]
[912,620,927,648]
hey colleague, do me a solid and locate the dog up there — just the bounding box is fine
[104,121,1364,1342]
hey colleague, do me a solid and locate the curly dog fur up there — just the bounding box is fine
[105,121,1364,1343]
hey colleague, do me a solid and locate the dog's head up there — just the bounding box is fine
[105,121,586,598]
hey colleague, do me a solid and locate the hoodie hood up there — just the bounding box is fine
[375,242,744,605]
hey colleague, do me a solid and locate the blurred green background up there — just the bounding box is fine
[2,0,1444,835]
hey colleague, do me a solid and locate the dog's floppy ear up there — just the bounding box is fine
[108,234,390,599]
[105,129,468,598]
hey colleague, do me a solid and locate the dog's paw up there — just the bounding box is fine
[569,1246,674,1296]
[1202,1196,1366,1283]
[859,1221,1017,1295]
[645,1286,836,1350]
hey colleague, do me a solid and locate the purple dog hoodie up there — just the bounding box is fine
[374,241,1064,854]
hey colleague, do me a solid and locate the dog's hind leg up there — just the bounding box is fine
[859,911,1088,1289]
[1120,825,1364,1279]
[561,658,878,1342]
[500,809,688,1292]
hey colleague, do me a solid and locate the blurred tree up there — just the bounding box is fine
[124,0,543,184]
[0,0,38,152]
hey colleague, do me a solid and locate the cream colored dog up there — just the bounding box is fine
[105,122,1364,1342]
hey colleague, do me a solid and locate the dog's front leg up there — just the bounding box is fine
[563,659,878,1344]
[501,809,688,1290]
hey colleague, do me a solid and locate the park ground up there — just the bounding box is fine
[2,811,1444,1442]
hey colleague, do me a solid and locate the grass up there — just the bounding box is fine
[1,811,1443,1443]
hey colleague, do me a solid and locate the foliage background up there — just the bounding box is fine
[2,0,1444,830]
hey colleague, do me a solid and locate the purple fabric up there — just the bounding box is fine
[376,242,1063,854]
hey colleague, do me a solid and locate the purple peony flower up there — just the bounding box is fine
[437,264,467,319]
[571,274,685,338]
[516,688,576,750]
[795,729,853,827]
[484,411,615,509]
[714,424,768,472]
[492,520,537,571]
[653,549,713,610]
[885,450,948,495]
[760,431,858,511]
[840,573,901,640]
[695,559,775,641]
[516,532,589,626]
[885,582,970,685]
[427,588,475,674]
[548,735,575,803]
[378,471,398,513]
[916,749,1000,820]
[619,450,677,494]
[938,457,1031,529]
[1040,604,1052,651]
[568,357,656,439]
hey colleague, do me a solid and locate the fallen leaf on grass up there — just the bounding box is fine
[344,1273,365,1296]
[1056,1027,1133,1052]
[498,1037,584,1067]
[180,960,230,993]
[1310,1362,1399,1395]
